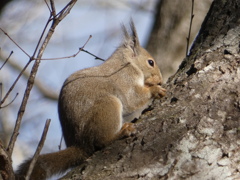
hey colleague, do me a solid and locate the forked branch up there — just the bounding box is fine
[7,0,78,157]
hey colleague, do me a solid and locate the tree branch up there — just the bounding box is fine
[0,28,31,58]
[7,0,77,157]
[186,0,194,56]
[25,119,51,180]
[0,50,13,70]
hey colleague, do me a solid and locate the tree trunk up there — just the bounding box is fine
[61,0,240,179]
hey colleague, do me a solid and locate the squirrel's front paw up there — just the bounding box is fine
[150,85,166,98]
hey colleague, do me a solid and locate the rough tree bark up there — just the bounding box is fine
[61,0,240,179]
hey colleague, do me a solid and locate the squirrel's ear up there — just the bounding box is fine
[122,20,140,56]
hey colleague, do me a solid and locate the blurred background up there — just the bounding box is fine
[0,0,212,170]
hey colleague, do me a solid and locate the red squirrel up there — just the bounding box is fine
[16,20,166,180]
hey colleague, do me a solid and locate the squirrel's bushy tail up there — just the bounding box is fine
[16,146,88,180]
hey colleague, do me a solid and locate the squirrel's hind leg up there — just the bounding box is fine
[90,95,135,149]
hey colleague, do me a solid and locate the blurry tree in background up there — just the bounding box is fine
[147,0,212,82]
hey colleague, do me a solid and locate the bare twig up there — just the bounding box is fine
[81,49,105,61]
[0,12,52,105]
[37,35,92,60]
[58,134,63,151]
[0,53,58,100]
[0,92,18,109]
[0,60,31,106]
[7,0,78,156]
[64,62,130,86]
[25,119,51,180]
[49,0,56,17]
[0,51,13,70]
[186,0,194,57]
[0,1,55,106]
[55,0,76,20]
[44,0,51,13]
[0,28,31,58]
[0,36,92,101]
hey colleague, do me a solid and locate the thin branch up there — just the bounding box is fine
[81,49,105,61]
[0,10,52,105]
[64,62,130,86]
[0,2,55,106]
[0,53,58,100]
[0,60,31,106]
[7,0,78,156]
[186,0,194,57]
[0,92,18,109]
[49,0,57,17]
[0,36,95,101]
[58,134,63,151]
[0,50,13,70]
[31,16,52,61]
[25,119,51,180]
[56,0,76,20]
[37,35,92,60]
[44,0,51,13]
[0,28,31,58]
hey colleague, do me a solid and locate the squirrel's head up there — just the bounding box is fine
[120,20,163,86]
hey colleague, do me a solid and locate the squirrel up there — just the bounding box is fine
[16,20,166,180]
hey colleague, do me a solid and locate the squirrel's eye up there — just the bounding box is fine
[148,59,154,67]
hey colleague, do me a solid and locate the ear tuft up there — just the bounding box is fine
[122,19,140,56]
[122,23,130,41]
